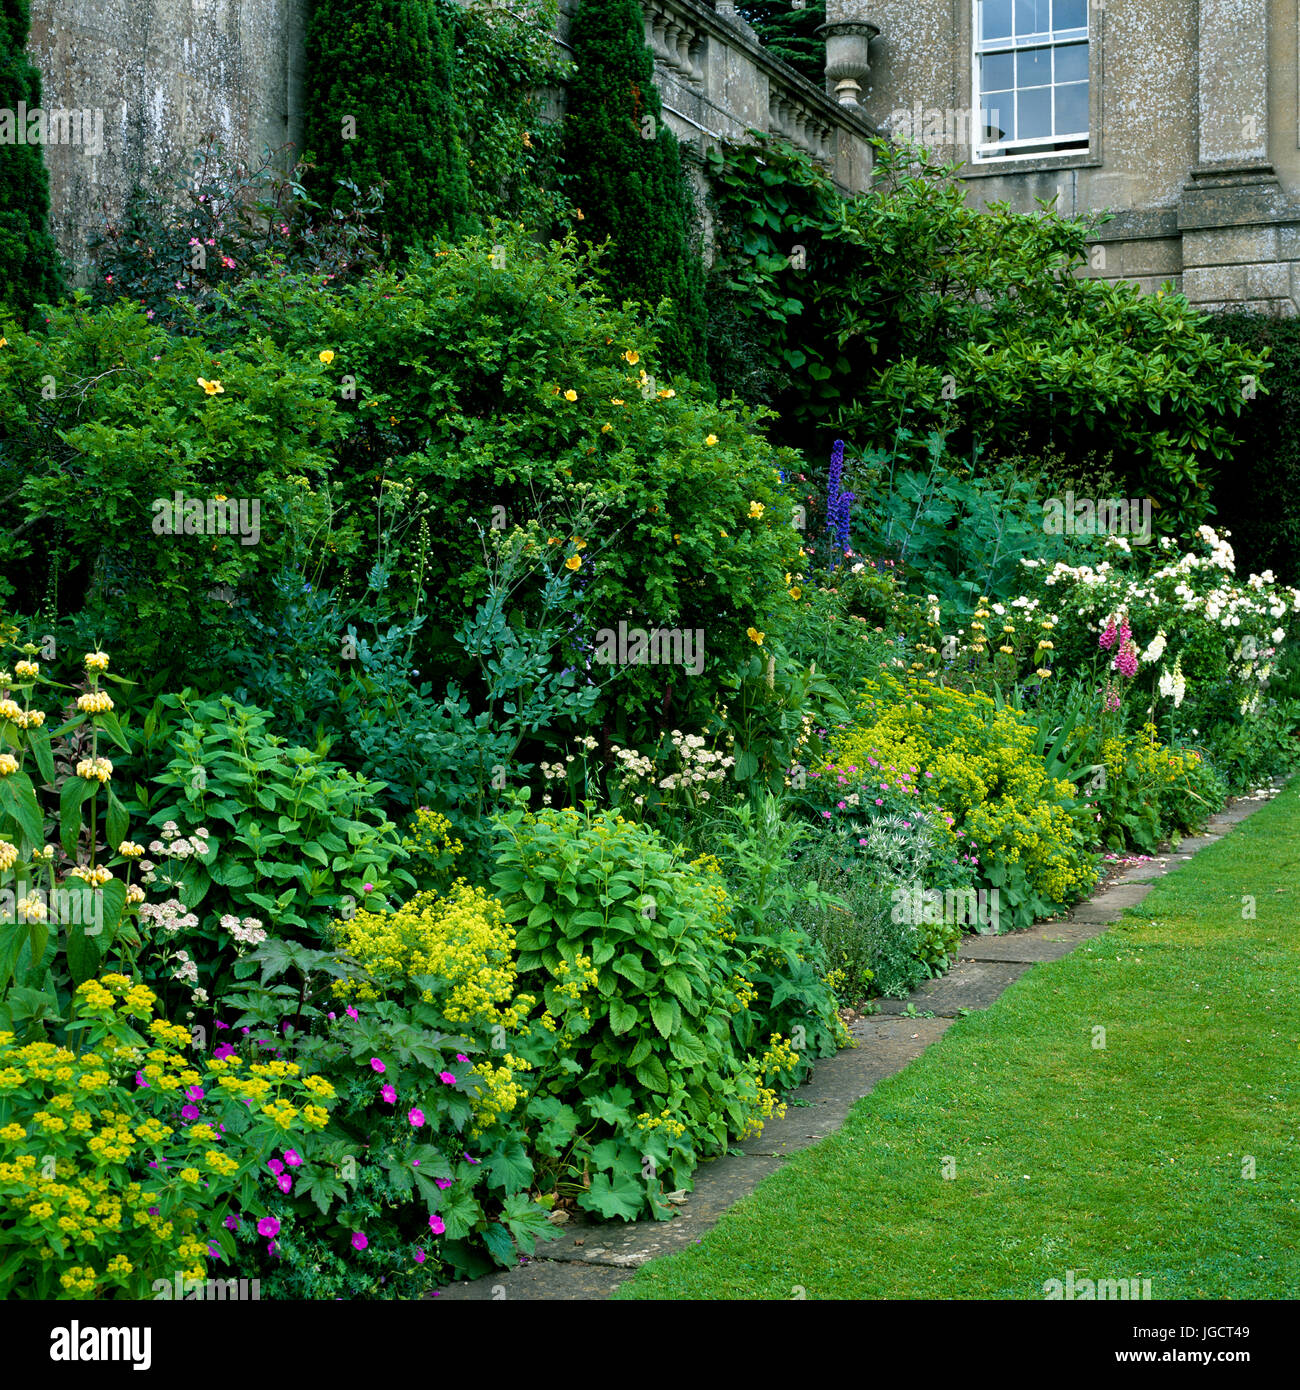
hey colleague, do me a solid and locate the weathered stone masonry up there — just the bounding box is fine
[834,0,1300,314]
[26,0,876,269]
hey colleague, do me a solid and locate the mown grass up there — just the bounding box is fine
[616,783,1300,1299]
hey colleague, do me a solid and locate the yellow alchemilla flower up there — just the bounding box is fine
[197,377,224,396]
[319,349,335,364]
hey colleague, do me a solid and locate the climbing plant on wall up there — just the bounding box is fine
[562,0,708,380]
[301,0,474,253]
[0,0,62,320]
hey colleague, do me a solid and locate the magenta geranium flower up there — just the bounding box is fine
[381,1084,397,1104]
[284,1150,302,1167]
[184,1085,205,1102]
[213,1043,235,1060]
[408,1108,426,1127]
[370,1058,386,1073]
[414,1249,426,1264]
[257,1217,280,1238]
[435,1178,452,1190]
[352,1232,368,1251]
[277,1175,292,1195]
[429,1213,445,1235]
[455,1054,469,1064]
[268,1158,285,1176]
[438,1071,456,1085]
[181,1105,200,1121]
[346,1006,359,1020]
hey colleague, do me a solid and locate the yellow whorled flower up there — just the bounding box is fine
[75,757,113,784]
[14,660,38,678]
[83,651,109,672]
[76,689,114,714]
[0,754,18,776]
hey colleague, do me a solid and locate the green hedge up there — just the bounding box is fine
[1204,312,1300,584]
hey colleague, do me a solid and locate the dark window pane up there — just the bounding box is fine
[981,93,1012,142]
[1017,46,1052,86]
[982,0,1013,40]
[1054,0,1088,31]
[1016,0,1051,36]
[1055,42,1088,84]
[1018,85,1052,138]
[982,52,1014,93]
[1055,80,1089,134]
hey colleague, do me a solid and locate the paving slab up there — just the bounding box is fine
[874,959,1030,1016]
[957,930,1080,963]
[431,782,1287,1301]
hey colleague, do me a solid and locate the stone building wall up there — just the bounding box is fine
[23,0,875,272]
[834,0,1300,314]
[27,0,308,266]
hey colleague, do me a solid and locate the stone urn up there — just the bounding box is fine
[817,20,879,108]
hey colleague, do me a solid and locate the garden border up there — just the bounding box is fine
[431,777,1289,1301]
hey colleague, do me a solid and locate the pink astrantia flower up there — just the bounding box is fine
[438,1072,456,1085]
[429,1213,446,1235]
[352,1232,368,1251]
[257,1217,280,1238]
[370,1058,386,1073]
[381,1084,397,1104]
[408,1108,426,1127]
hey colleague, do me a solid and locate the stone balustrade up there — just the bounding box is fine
[557,0,877,194]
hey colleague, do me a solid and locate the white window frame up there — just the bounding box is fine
[972,0,1090,162]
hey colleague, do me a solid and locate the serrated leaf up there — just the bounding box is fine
[607,998,638,1035]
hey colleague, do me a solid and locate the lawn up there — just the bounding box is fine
[615,782,1300,1300]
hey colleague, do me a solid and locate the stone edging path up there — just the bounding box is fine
[434,782,1287,1301]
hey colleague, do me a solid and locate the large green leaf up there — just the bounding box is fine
[0,772,45,848]
[58,777,96,855]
